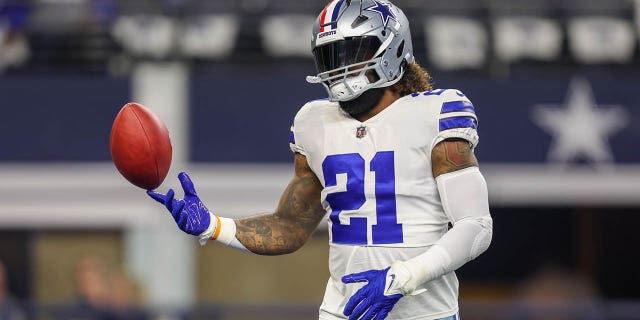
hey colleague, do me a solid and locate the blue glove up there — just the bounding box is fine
[342,267,403,320]
[147,172,212,236]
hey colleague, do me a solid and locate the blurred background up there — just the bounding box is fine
[1,0,640,319]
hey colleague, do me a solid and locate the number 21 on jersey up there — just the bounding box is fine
[322,151,403,245]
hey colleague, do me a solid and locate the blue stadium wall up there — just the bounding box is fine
[1,67,639,164]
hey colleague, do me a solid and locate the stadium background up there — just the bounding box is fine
[1,0,640,319]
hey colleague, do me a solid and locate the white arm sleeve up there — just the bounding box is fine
[388,167,492,295]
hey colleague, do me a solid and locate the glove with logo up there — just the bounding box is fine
[342,262,428,320]
[147,172,217,243]
[342,267,402,320]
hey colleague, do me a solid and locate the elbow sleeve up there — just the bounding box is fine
[440,215,493,268]
[393,167,493,294]
[435,166,493,266]
[469,215,493,259]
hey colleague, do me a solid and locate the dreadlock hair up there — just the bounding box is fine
[389,62,433,97]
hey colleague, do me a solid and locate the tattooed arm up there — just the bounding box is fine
[431,138,478,177]
[146,153,324,254]
[234,153,326,255]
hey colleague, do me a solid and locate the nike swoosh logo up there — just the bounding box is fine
[387,274,396,291]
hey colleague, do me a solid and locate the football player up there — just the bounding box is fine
[148,0,493,319]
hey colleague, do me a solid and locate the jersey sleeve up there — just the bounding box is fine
[432,89,480,149]
[289,102,312,156]
[289,120,306,155]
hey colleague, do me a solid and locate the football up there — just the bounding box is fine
[110,102,172,190]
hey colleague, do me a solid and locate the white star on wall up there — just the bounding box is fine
[532,77,628,167]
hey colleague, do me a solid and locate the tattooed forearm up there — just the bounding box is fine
[235,154,325,255]
[432,139,478,177]
[236,215,288,255]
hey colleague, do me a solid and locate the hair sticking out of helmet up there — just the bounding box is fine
[308,0,415,102]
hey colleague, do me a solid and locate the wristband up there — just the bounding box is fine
[198,213,252,253]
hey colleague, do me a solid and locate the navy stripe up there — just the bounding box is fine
[439,116,477,131]
[442,100,475,114]
[423,89,445,96]
[330,0,344,29]
[289,131,295,144]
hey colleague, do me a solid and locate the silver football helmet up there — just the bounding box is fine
[307,0,415,102]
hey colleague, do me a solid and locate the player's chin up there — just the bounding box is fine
[338,87,386,117]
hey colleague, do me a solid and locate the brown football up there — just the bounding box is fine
[110,102,172,190]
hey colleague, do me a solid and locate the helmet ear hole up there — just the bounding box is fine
[397,40,405,58]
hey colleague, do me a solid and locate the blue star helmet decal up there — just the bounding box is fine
[364,0,398,28]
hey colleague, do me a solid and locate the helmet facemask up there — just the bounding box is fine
[312,36,384,101]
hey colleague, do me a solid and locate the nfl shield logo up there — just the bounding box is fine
[356,126,367,138]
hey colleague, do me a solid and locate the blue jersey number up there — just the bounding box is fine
[322,152,403,245]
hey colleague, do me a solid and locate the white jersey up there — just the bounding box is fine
[290,89,479,320]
